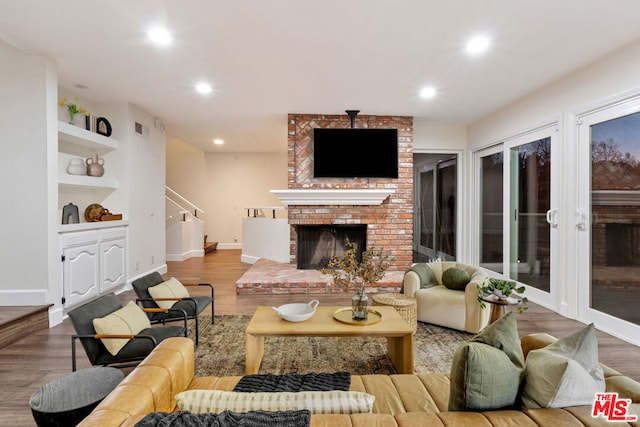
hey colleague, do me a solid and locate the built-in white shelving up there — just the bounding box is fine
[57,121,119,189]
[58,174,119,189]
[58,121,118,152]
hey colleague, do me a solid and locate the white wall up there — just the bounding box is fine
[0,39,56,305]
[122,104,167,280]
[413,121,467,150]
[468,39,640,146]
[166,138,208,212]
[165,141,288,249]
[204,152,288,248]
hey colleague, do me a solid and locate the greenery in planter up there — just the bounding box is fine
[320,240,391,295]
[477,278,529,313]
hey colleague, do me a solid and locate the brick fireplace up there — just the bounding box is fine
[236,113,414,295]
[280,113,414,272]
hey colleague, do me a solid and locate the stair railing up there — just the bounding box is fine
[165,186,205,218]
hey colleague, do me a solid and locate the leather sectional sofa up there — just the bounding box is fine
[78,335,640,426]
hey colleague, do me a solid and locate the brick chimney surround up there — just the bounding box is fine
[237,113,414,295]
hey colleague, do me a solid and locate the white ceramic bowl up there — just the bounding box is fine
[272,300,319,322]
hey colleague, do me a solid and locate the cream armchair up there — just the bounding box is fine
[401,261,490,333]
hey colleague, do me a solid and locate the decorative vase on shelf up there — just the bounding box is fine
[86,154,105,177]
[351,291,368,320]
[67,158,86,175]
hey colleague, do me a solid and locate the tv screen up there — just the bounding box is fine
[313,128,398,178]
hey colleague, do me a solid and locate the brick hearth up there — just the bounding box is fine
[236,258,404,295]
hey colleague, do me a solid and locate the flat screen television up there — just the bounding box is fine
[313,128,398,178]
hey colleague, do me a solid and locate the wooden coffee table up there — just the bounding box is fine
[245,306,414,374]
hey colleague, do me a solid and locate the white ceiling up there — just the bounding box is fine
[2,1,640,153]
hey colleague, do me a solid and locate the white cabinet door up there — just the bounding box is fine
[100,237,126,293]
[63,242,100,308]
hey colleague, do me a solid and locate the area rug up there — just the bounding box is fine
[190,315,473,376]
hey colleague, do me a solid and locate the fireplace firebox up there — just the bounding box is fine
[296,225,366,270]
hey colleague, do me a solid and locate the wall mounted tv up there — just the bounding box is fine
[313,128,398,178]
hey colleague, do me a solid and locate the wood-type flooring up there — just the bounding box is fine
[1,249,638,426]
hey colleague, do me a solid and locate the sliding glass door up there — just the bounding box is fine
[414,153,458,262]
[577,101,640,343]
[475,125,559,309]
[478,147,504,273]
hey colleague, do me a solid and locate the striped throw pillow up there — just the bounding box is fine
[175,390,375,414]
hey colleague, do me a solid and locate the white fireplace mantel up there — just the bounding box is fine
[270,189,395,206]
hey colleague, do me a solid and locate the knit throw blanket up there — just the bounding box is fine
[135,410,310,427]
[233,372,351,392]
[401,263,437,293]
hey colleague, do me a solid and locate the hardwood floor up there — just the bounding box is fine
[1,249,638,426]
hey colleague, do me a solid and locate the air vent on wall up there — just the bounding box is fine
[134,121,150,139]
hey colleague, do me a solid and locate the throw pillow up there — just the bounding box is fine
[148,277,190,309]
[520,323,605,409]
[175,390,375,414]
[92,301,151,356]
[442,267,471,291]
[449,312,525,411]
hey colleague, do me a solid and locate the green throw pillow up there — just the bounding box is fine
[520,323,605,409]
[449,312,525,411]
[442,267,471,291]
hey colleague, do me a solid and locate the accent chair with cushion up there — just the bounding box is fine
[67,292,187,371]
[131,272,214,345]
[401,261,490,333]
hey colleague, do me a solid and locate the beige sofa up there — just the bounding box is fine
[402,261,490,333]
[78,336,640,427]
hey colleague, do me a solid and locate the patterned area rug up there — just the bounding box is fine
[191,315,473,377]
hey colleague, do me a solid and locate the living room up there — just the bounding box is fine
[1,2,640,424]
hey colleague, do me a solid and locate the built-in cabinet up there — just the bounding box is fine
[60,225,127,308]
[57,121,128,309]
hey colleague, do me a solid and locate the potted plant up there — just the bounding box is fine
[477,278,529,313]
[321,240,390,320]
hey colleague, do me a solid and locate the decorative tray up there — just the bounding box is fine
[332,307,382,326]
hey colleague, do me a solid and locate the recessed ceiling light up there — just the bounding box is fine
[466,35,490,55]
[213,139,224,145]
[420,86,437,99]
[195,82,212,94]
[148,26,173,46]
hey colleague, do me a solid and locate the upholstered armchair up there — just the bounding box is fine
[401,261,490,333]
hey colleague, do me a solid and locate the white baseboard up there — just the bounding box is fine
[49,306,64,327]
[240,254,259,264]
[128,265,168,285]
[166,249,205,262]
[217,243,242,250]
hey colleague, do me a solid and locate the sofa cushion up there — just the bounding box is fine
[449,312,525,411]
[175,389,375,414]
[520,323,605,409]
[442,267,471,291]
[148,277,190,309]
[92,301,151,356]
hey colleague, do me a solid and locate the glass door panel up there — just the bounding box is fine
[419,170,434,251]
[479,152,504,273]
[509,138,551,291]
[413,153,457,262]
[437,159,457,258]
[590,112,640,326]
